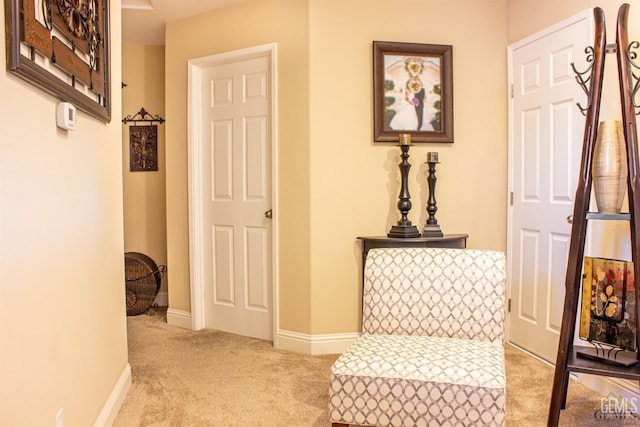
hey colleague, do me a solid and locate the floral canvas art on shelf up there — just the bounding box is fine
[580,256,636,351]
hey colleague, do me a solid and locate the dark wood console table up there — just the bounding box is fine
[357,234,468,274]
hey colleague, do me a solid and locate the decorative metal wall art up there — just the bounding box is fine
[129,126,158,172]
[122,107,165,172]
[122,107,165,125]
[4,0,111,122]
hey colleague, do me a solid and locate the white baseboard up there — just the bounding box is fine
[93,363,131,427]
[153,291,168,307]
[166,308,192,330]
[162,312,357,354]
[276,329,359,355]
[575,373,640,402]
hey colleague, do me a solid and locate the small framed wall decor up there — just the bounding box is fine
[4,0,111,122]
[373,41,453,143]
[129,126,158,172]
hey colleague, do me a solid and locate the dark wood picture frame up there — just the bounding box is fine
[373,41,453,143]
[4,0,111,122]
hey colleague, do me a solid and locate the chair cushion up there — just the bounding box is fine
[329,334,506,427]
[363,248,506,343]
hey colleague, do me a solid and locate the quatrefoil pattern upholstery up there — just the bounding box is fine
[329,247,506,427]
[363,247,505,342]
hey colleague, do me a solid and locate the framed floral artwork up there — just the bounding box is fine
[373,41,453,143]
[4,0,111,122]
[579,256,636,351]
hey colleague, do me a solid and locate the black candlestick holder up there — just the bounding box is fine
[388,139,420,238]
[422,154,444,237]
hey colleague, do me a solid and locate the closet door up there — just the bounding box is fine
[507,11,589,362]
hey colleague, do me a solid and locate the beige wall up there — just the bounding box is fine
[508,0,640,45]
[165,0,311,330]
[308,0,508,333]
[165,0,508,335]
[0,1,129,426]
[122,44,168,296]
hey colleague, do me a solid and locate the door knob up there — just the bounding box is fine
[566,215,573,224]
[265,209,273,219]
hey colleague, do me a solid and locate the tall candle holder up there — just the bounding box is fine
[388,134,420,238]
[422,152,444,237]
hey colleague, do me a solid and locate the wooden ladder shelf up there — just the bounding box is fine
[548,3,640,425]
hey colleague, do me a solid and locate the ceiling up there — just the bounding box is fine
[122,0,247,45]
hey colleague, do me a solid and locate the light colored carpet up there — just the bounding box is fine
[114,308,640,426]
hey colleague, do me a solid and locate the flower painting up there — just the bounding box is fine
[580,256,636,351]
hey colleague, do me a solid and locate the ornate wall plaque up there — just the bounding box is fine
[4,0,111,122]
[129,126,158,172]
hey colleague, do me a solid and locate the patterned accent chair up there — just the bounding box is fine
[329,247,506,427]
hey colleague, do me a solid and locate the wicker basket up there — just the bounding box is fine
[124,252,164,316]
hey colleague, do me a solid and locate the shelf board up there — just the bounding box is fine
[568,346,640,380]
[586,212,631,220]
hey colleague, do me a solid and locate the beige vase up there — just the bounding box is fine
[592,120,627,213]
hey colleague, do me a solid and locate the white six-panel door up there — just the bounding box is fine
[188,46,275,341]
[507,12,590,362]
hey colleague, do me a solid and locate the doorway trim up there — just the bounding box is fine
[186,43,279,345]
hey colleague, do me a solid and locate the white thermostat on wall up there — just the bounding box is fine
[56,102,77,130]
